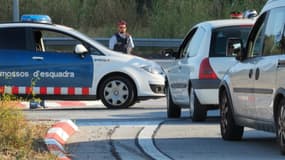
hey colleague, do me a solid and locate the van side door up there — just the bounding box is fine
[229,15,267,119]
[27,28,94,97]
[254,8,285,122]
[0,27,39,90]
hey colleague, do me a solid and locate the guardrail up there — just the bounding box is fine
[45,37,183,48]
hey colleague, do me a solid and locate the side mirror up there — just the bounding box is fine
[226,38,244,61]
[74,44,88,55]
[161,48,178,59]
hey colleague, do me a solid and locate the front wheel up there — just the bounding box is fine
[220,90,243,140]
[277,98,285,155]
[166,86,181,118]
[99,76,135,109]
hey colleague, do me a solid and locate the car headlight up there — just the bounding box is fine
[141,65,164,75]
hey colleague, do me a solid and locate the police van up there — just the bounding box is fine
[219,0,285,154]
[0,15,165,109]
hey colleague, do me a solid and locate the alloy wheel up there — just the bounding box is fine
[103,80,129,106]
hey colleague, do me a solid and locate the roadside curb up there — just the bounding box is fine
[44,119,79,160]
[18,100,102,109]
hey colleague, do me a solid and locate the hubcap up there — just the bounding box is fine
[104,80,129,106]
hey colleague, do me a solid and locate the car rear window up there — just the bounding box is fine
[210,26,252,57]
[0,28,27,50]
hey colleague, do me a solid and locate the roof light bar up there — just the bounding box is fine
[21,14,52,24]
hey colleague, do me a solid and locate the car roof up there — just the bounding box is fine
[0,22,74,32]
[194,19,255,29]
[261,0,285,14]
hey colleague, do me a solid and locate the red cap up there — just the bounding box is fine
[230,11,243,19]
[117,20,127,26]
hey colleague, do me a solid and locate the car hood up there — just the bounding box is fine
[105,50,164,74]
[108,50,155,64]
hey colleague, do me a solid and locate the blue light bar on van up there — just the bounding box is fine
[21,14,52,24]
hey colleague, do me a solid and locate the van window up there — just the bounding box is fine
[40,29,81,53]
[247,12,267,58]
[0,28,27,50]
[263,7,285,56]
[250,22,266,57]
[32,29,102,55]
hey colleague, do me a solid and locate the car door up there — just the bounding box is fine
[254,8,285,122]
[27,28,94,96]
[0,27,41,90]
[228,58,256,118]
[228,16,267,119]
[167,28,198,106]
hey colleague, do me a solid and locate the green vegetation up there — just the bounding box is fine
[0,0,267,38]
[0,94,55,159]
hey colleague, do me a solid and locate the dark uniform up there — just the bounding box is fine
[114,33,130,53]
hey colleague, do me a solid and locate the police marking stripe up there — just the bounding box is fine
[0,86,92,95]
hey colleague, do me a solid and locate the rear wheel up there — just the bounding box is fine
[190,88,207,121]
[277,98,285,155]
[99,76,135,109]
[166,86,181,118]
[220,90,243,140]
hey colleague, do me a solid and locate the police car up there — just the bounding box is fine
[0,15,165,109]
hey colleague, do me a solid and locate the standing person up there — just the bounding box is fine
[109,20,135,54]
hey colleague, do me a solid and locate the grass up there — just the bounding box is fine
[0,94,56,160]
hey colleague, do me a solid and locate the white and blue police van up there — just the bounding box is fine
[0,15,165,109]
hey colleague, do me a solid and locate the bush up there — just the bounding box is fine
[0,94,56,159]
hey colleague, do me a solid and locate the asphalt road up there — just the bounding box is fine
[23,98,285,160]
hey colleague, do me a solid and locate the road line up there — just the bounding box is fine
[137,120,172,160]
[18,100,102,109]
[75,119,172,160]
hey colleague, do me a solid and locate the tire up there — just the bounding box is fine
[277,98,285,155]
[220,90,243,140]
[99,76,135,109]
[190,88,207,122]
[166,86,181,118]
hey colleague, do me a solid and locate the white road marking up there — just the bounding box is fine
[20,100,103,109]
[77,119,171,160]
[138,121,172,160]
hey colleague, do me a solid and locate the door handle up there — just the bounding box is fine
[32,56,44,60]
[255,68,260,80]
[249,69,253,78]
[278,59,285,68]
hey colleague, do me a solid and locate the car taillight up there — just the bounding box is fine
[199,58,217,79]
